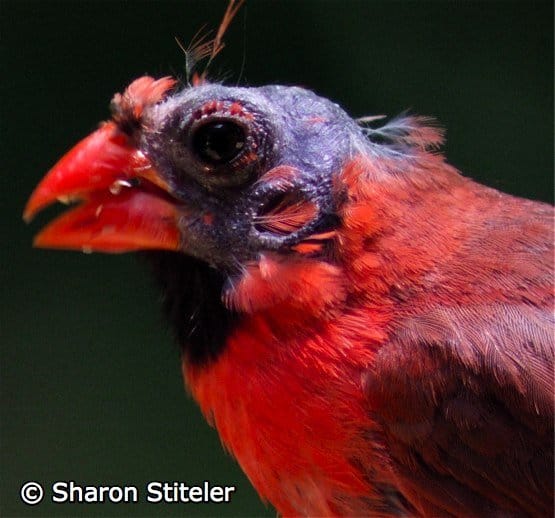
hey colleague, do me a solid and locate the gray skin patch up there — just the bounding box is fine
[140,84,369,272]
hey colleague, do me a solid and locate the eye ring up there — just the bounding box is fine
[172,99,273,189]
[191,118,247,167]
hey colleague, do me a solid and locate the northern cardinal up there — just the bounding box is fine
[24,8,553,517]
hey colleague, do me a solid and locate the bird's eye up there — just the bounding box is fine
[192,120,246,166]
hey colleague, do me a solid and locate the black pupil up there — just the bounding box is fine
[192,121,245,165]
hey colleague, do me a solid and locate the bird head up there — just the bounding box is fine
[24,75,446,362]
[24,77,365,266]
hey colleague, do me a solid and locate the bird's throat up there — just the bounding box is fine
[142,251,240,365]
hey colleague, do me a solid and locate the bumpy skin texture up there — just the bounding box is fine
[28,78,554,516]
[141,85,359,267]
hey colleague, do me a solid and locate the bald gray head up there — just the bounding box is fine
[136,83,366,269]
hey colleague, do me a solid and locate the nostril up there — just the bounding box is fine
[254,190,318,235]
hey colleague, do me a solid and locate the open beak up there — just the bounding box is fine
[24,121,181,253]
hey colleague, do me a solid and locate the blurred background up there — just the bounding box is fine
[1,1,552,516]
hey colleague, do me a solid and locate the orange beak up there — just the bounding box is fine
[24,121,181,253]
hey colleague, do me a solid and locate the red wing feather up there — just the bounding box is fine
[365,303,554,516]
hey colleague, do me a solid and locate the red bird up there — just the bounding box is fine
[25,42,553,518]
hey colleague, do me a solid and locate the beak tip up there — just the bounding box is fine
[31,231,44,248]
[24,188,48,223]
[23,208,34,223]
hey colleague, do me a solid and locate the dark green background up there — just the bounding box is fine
[2,1,552,516]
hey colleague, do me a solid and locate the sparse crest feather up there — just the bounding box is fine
[177,0,245,86]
